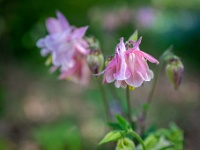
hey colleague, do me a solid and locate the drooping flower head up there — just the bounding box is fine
[102,37,159,88]
[36,11,91,85]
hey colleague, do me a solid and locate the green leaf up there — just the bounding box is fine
[143,135,158,149]
[153,136,173,150]
[128,30,138,41]
[136,136,172,150]
[155,124,183,149]
[140,123,183,150]
[108,122,123,130]
[116,115,131,131]
[99,130,123,145]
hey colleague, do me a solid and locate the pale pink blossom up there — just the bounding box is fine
[36,11,89,70]
[36,11,91,85]
[102,37,159,88]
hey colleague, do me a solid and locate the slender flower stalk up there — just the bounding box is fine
[126,87,132,126]
[147,47,173,104]
[108,84,122,103]
[147,58,163,104]
[128,130,146,150]
[86,37,110,121]
[96,77,110,121]
[138,47,173,135]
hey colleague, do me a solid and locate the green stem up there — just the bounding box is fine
[96,77,110,121]
[139,59,164,135]
[108,84,122,103]
[129,130,146,150]
[147,46,173,105]
[146,60,163,104]
[126,87,132,126]
[139,46,173,135]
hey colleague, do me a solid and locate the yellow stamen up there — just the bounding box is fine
[129,86,135,90]
[66,77,71,81]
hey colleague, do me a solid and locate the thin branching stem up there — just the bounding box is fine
[138,46,173,135]
[96,77,110,122]
[126,87,132,126]
[129,130,146,150]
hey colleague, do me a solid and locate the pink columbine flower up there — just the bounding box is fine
[102,37,159,88]
[36,11,89,70]
[36,11,91,85]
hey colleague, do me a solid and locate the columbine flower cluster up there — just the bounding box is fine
[36,11,90,85]
[101,37,159,88]
[36,11,159,88]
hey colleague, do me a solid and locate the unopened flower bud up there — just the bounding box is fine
[86,36,100,50]
[45,55,52,66]
[116,138,135,150]
[166,56,184,90]
[87,49,104,74]
[105,55,114,67]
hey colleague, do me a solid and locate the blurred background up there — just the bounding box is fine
[0,0,200,149]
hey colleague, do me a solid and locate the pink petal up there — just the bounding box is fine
[59,63,77,79]
[71,26,88,39]
[46,18,62,34]
[135,55,150,80]
[94,70,105,76]
[104,58,117,72]
[147,70,154,79]
[114,55,128,80]
[44,33,65,50]
[98,58,116,79]
[137,71,150,81]
[56,11,70,30]
[102,75,107,83]
[74,41,89,55]
[79,62,91,85]
[126,53,135,75]
[132,37,142,50]
[113,38,129,80]
[36,38,45,48]
[126,37,142,55]
[49,66,58,73]
[125,72,143,87]
[51,43,74,68]
[41,48,51,56]
[125,53,145,87]
[136,50,159,64]
[105,68,116,83]
[114,80,121,88]
[117,37,126,53]
[121,81,127,88]
[60,59,90,85]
